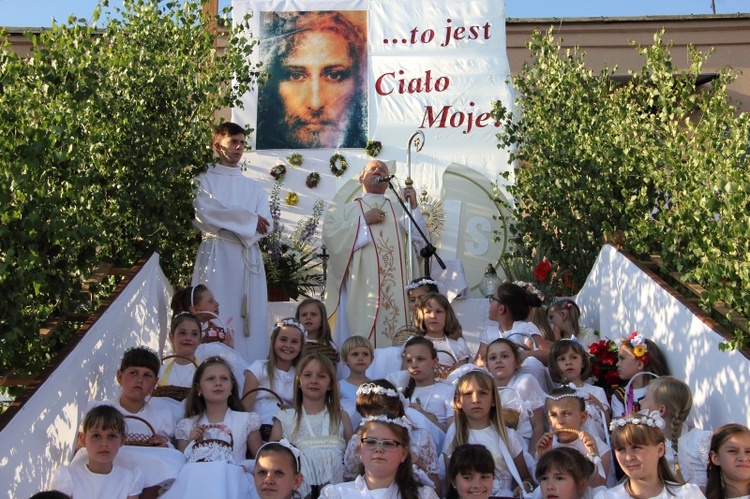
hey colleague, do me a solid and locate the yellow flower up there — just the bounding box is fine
[633,344,646,358]
[285,191,299,206]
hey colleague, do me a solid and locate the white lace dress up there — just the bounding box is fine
[321,475,439,499]
[664,424,712,488]
[161,408,261,499]
[275,407,347,497]
[247,360,296,425]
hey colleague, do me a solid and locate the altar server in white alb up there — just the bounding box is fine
[192,122,272,362]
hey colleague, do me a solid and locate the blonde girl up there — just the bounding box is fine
[611,332,670,418]
[640,376,712,490]
[443,369,533,498]
[244,319,306,440]
[597,412,702,499]
[548,299,598,347]
[296,298,339,363]
[485,338,545,449]
[165,357,263,499]
[706,424,750,499]
[536,447,599,499]
[548,339,611,440]
[416,293,471,367]
[321,416,439,499]
[270,353,353,498]
[402,336,456,431]
[254,440,304,499]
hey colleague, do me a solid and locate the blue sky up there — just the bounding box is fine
[1,0,748,27]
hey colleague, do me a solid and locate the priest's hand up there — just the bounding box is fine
[257,215,270,234]
[403,185,418,209]
[364,208,386,225]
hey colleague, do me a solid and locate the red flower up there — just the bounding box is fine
[604,370,622,386]
[534,261,553,281]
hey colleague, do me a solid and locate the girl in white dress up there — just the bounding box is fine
[595,412,704,499]
[475,282,551,390]
[343,380,441,493]
[706,424,750,499]
[485,338,546,449]
[536,447,605,499]
[640,377,712,490]
[321,415,439,499]
[402,336,456,431]
[406,277,440,326]
[253,440,304,499]
[51,405,143,499]
[244,319,306,440]
[548,339,611,441]
[270,353,353,498]
[547,299,599,348]
[165,356,263,499]
[446,444,494,499]
[443,369,533,498]
[416,293,471,373]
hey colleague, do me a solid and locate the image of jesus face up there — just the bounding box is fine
[257,11,367,150]
[278,30,357,148]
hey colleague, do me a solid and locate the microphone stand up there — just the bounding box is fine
[384,179,446,277]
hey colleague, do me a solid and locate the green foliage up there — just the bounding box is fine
[0,0,263,375]
[493,28,750,349]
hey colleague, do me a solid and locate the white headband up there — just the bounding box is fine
[357,383,399,398]
[274,318,308,340]
[360,415,411,430]
[545,383,588,401]
[609,410,666,431]
[405,278,439,292]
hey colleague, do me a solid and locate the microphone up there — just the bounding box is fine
[376,175,395,184]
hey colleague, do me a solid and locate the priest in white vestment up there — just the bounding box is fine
[192,122,272,363]
[323,160,428,348]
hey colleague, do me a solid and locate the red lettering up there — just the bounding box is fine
[375,72,395,96]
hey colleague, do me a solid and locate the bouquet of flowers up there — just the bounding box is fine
[260,179,326,299]
[588,338,622,396]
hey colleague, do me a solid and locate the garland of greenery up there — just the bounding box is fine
[306,172,321,188]
[365,140,382,157]
[270,164,286,180]
[329,153,348,177]
[287,153,303,167]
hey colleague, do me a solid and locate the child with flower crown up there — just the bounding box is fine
[611,332,670,419]
[596,412,704,498]
[322,415,439,499]
[343,380,441,493]
[406,277,440,325]
[243,319,306,440]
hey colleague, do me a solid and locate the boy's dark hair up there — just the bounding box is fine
[82,404,126,436]
[119,346,160,376]
[213,122,245,142]
[29,491,71,499]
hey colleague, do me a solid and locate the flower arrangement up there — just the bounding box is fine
[626,331,649,364]
[513,280,545,302]
[285,191,299,206]
[305,172,320,189]
[588,339,622,396]
[287,153,303,167]
[499,244,575,305]
[270,164,286,180]
[259,178,326,299]
[329,153,347,177]
[365,140,382,157]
